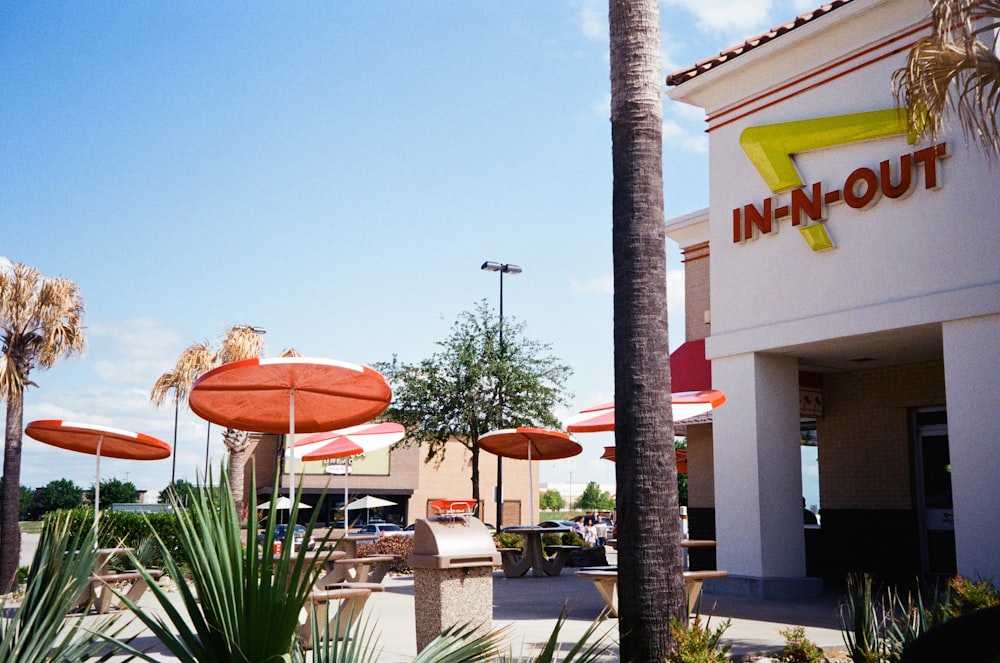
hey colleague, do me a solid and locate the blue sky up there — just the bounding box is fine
[2,1,819,497]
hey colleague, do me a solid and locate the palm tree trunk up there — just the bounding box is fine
[610,0,686,659]
[223,428,252,520]
[1,395,25,592]
[229,447,247,520]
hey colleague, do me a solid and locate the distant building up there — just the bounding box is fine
[665,0,999,597]
[247,434,535,528]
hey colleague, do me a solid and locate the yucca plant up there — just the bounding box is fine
[0,513,126,661]
[504,610,613,663]
[107,467,333,663]
[100,464,613,663]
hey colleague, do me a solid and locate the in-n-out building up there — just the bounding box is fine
[665,0,999,597]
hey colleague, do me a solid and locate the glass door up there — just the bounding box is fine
[914,409,955,580]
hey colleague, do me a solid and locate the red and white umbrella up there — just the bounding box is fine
[189,356,392,552]
[601,444,688,473]
[293,422,405,535]
[25,420,170,535]
[478,427,582,526]
[565,389,727,434]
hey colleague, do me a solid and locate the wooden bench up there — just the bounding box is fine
[89,569,165,614]
[323,555,397,585]
[297,587,373,648]
[575,568,729,617]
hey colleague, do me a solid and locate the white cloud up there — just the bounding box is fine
[664,0,776,37]
[572,275,614,294]
[662,118,708,154]
[87,318,185,385]
[578,0,607,41]
[594,92,611,120]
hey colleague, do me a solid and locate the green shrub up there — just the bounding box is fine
[357,536,415,575]
[48,507,187,568]
[561,531,587,548]
[541,533,562,548]
[779,626,824,663]
[495,532,523,550]
[666,615,732,663]
[945,575,999,618]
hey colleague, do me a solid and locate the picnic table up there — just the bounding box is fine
[576,567,729,617]
[73,547,164,614]
[576,539,727,616]
[498,526,580,578]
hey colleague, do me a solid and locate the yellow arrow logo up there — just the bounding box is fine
[740,109,910,193]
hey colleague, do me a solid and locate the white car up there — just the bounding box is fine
[357,523,409,537]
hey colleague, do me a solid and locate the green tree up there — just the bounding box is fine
[894,0,1000,156]
[19,485,35,519]
[0,478,37,520]
[539,489,566,511]
[86,477,139,508]
[378,300,572,506]
[152,324,270,518]
[37,478,84,512]
[159,478,197,506]
[610,0,686,658]
[576,481,615,511]
[0,260,85,591]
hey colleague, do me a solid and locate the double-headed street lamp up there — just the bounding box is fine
[480,261,522,529]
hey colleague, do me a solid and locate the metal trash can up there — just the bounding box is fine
[408,516,500,652]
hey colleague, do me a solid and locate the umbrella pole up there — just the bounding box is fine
[94,435,103,542]
[288,388,296,553]
[528,444,534,526]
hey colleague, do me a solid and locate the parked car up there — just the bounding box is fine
[538,520,578,529]
[258,524,314,550]
[357,523,408,538]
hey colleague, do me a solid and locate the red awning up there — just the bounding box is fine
[670,339,712,393]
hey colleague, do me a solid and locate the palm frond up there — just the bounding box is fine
[894,0,1000,155]
[219,325,266,364]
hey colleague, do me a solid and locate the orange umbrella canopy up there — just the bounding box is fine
[25,420,170,460]
[478,427,582,461]
[189,357,392,434]
[566,389,727,434]
[601,445,688,473]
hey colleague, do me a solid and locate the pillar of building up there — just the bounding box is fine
[711,351,821,598]
[943,312,1000,583]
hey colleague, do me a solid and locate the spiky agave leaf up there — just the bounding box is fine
[502,609,613,663]
[307,610,383,663]
[0,513,128,661]
[106,465,331,663]
[413,622,508,663]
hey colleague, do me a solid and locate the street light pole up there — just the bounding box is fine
[481,261,522,529]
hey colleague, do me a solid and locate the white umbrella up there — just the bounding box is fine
[258,496,311,511]
[345,495,396,525]
[258,496,311,524]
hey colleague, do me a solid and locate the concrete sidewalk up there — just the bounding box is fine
[63,570,847,662]
[18,533,849,661]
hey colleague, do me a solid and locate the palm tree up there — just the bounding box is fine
[894,0,1000,155]
[0,260,85,592]
[609,1,686,660]
[151,325,266,518]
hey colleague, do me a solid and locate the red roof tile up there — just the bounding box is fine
[666,0,855,87]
